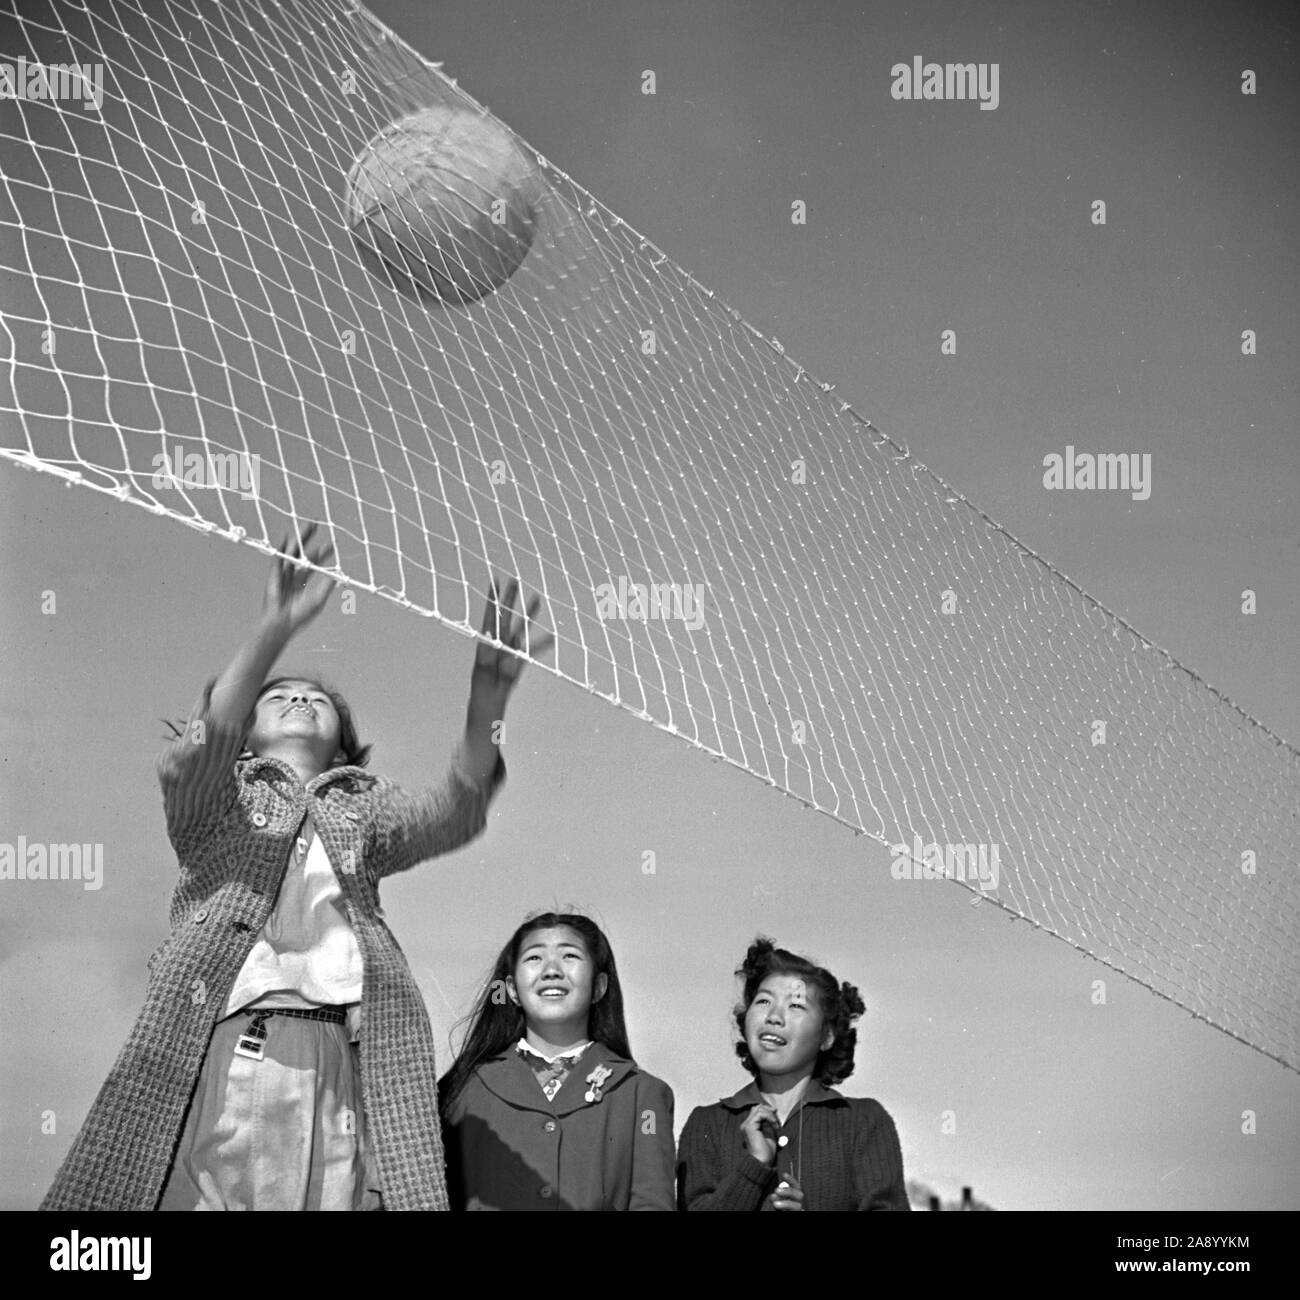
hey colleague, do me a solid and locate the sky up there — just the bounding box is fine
[1,0,1298,1211]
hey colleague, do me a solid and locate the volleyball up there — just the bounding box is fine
[345,104,543,307]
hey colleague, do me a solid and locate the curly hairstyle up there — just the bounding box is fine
[162,673,372,767]
[439,911,633,1109]
[733,936,867,1086]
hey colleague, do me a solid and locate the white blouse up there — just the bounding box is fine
[224,818,363,1018]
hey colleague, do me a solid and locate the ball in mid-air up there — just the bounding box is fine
[346,104,543,307]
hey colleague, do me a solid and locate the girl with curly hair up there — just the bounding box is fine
[676,936,909,1211]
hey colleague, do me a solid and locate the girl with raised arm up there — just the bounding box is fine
[41,527,550,1210]
[677,936,909,1211]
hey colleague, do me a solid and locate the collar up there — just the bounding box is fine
[515,1037,593,1066]
[238,755,377,794]
[719,1077,844,1111]
[476,1040,634,1116]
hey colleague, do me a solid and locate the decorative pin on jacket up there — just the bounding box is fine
[584,1062,614,1104]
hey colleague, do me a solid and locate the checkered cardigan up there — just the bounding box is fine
[40,678,504,1211]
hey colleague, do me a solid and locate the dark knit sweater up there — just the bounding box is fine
[677,1080,910,1211]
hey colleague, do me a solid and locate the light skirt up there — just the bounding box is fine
[159,1010,382,1210]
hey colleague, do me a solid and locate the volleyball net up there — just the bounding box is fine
[1,0,1296,1070]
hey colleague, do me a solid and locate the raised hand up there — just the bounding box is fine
[262,525,337,636]
[206,526,337,733]
[471,576,554,693]
[769,1174,805,1211]
[460,576,552,784]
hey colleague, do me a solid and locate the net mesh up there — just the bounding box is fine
[2,0,1297,1070]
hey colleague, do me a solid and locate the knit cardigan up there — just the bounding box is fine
[677,1080,910,1210]
[40,678,504,1212]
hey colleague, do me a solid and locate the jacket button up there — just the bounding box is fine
[777,1135,789,1148]
[193,909,208,923]
[543,1120,556,1133]
[539,1186,553,1199]
[251,812,267,827]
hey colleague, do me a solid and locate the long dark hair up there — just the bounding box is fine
[733,936,866,1086]
[440,912,632,1108]
[162,673,372,767]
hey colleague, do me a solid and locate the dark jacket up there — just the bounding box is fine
[40,677,504,1211]
[441,1041,675,1209]
[677,1079,910,1210]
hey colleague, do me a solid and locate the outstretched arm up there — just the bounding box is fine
[372,576,552,877]
[209,526,337,728]
[159,528,336,837]
[460,576,553,784]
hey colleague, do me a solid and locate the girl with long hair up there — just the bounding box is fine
[440,911,675,1210]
